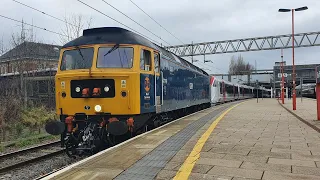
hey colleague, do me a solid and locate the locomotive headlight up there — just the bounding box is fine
[75,87,81,93]
[104,86,110,92]
[94,105,102,112]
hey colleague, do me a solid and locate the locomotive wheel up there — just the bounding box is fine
[65,137,77,159]
[107,133,116,146]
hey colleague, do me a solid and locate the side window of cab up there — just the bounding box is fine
[154,52,160,73]
[140,49,151,71]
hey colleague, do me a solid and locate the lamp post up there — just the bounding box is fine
[256,80,259,103]
[281,49,285,104]
[300,77,303,102]
[279,6,308,110]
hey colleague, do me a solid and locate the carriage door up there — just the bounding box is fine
[154,52,162,113]
[222,81,226,102]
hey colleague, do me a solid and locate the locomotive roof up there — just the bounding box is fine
[62,27,158,49]
[62,27,208,76]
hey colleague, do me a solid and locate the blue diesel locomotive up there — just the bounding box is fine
[46,27,211,156]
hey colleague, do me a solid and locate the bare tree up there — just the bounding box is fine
[6,19,41,105]
[0,79,23,142]
[0,36,7,56]
[59,14,92,44]
[0,19,60,141]
[228,55,254,75]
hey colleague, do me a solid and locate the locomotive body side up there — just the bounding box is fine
[158,53,210,113]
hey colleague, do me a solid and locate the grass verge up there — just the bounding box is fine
[0,134,60,152]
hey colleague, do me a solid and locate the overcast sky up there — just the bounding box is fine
[1,0,320,74]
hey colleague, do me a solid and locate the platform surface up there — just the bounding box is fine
[44,102,238,180]
[281,98,320,129]
[44,99,320,180]
[162,99,320,180]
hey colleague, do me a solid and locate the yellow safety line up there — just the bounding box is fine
[173,102,244,180]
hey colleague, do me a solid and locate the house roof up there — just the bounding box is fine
[0,41,61,62]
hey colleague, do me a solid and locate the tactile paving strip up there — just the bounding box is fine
[114,103,237,180]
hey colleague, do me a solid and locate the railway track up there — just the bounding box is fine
[0,141,64,175]
[0,102,243,179]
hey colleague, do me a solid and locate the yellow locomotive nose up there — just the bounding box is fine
[55,72,139,116]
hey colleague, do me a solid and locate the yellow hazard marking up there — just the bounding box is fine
[173,102,244,180]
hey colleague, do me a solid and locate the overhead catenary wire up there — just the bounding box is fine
[12,0,79,28]
[76,0,163,45]
[129,0,185,45]
[195,62,224,74]
[11,0,221,73]
[94,0,223,74]
[102,0,220,73]
[126,1,216,71]
[12,0,164,46]
[0,14,68,38]
[101,0,171,46]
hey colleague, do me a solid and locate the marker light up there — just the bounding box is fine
[104,86,110,92]
[75,87,81,92]
[94,105,102,112]
[93,88,101,96]
[82,88,90,97]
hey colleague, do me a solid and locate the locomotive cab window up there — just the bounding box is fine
[140,49,151,71]
[60,47,94,70]
[97,46,133,68]
[154,52,160,73]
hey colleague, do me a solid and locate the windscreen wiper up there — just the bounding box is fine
[104,44,120,57]
[75,46,85,62]
[75,46,92,76]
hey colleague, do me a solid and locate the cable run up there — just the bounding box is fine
[0,14,68,38]
[129,0,185,45]
[76,0,162,45]
[12,0,78,28]
[101,0,171,46]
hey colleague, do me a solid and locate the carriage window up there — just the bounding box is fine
[140,49,151,71]
[154,52,160,73]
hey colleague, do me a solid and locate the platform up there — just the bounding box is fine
[44,99,320,180]
[279,98,320,130]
